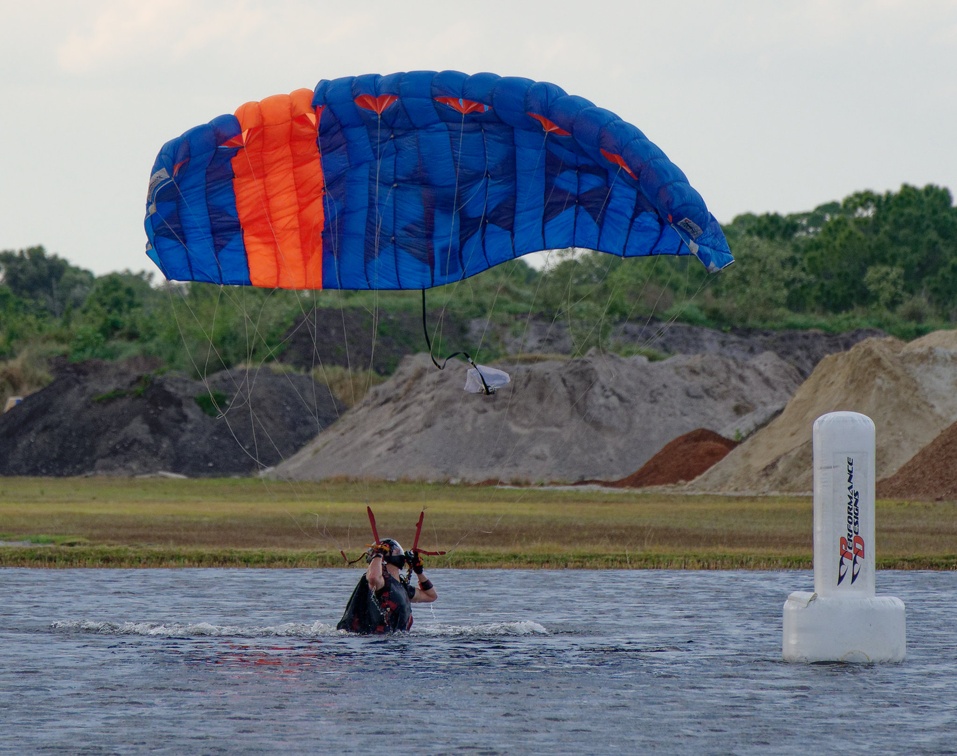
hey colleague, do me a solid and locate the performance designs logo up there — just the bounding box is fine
[838,456,866,585]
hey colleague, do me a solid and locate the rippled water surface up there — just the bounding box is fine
[2,568,955,754]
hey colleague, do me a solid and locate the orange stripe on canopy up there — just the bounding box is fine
[232,89,324,289]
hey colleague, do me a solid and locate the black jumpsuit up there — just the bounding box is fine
[337,572,415,634]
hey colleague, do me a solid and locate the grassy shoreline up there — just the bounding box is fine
[2,477,956,569]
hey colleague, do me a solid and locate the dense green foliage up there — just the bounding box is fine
[2,183,955,400]
[717,185,957,329]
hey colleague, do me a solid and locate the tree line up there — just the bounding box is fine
[2,183,955,391]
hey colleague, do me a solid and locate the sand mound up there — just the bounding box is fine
[0,359,343,477]
[275,349,801,484]
[877,419,957,501]
[688,331,957,495]
[602,428,738,488]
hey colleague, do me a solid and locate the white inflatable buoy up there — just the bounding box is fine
[782,411,906,663]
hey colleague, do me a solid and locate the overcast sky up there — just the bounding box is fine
[2,0,955,277]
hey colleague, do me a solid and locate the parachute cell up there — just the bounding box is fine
[145,71,733,290]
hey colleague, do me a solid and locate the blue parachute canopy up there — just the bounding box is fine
[145,71,732,291]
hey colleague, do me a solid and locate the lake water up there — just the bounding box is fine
[1,568,955,754]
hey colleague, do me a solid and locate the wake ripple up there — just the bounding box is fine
[50,619,548,638]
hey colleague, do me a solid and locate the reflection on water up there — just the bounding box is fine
[2,568,954,753]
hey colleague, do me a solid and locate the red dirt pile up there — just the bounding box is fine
[605,428,739,488]
[877,420,957,501]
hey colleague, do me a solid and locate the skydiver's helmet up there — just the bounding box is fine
[380,538,406,569]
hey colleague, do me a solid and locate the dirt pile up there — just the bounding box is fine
[877,419,957,501]
[275,349,801,485]
[0,358,344,477]
[688,331,957,495]
[602,429,738,488]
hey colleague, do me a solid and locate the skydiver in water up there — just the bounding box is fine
[337,538,437,634]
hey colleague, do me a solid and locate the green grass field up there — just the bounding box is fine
[1,477,956,569]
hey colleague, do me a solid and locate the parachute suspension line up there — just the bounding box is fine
[219,288,285,470]
[440,118,500,362]
[177,278,324,481]
[477,123,492,275]
[251,289,359,553]
[619,253,667,348]
[421,114,489,385]
[171,284,349,557]
[538,141,581,354]
[653,265,714,346]
[218,287,354,549]
[441,115,468,286]
[311,131,355,412]
[212,145,319,474]
[228,142,340,467]
[458,136,576,475]
[310,123,371,420]
[159,175,259,440]
[164,285,268,469]
[608,253,712,360]
[421,289,494,395]
[366,109,400,387]
[588,167,705,360]
[368,111,387,378]
[266,287,347,441]
[164,283,224,386]
[417,115,469,374]
[203,285,224,377]
[157,166,352,561]
[233,288,267,470]
[476,167,647,484]
[504,139,560,365]
[566,168,632,358]
[246,317,354,550]
[551,155,623,359]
